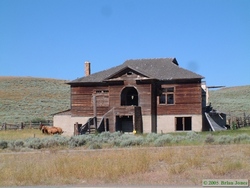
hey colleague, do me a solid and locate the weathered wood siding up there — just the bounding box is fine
[157,83,202,115]
[71,86,110,117]
[71,72,202,119]
[71,78,153,117]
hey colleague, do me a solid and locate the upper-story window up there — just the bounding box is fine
[159,87,175,105]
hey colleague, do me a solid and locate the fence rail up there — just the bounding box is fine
[0,121,53,131]
[227,113,250,129]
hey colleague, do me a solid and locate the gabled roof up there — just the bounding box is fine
[69,58,204,84]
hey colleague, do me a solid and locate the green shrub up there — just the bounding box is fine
[50,135,69,146]
[172,135,185,143]
[110,131,123,138]
[41,137,59,148]
[7,141,15,150]
[68,135,89,147]
[119,136,144,147]
[99,131,112,138]
[233,133,250,143]
[24,138,42,149]
[205,134,215,144]
[0,140,8,149]
[153,134,173,146]
[186,131,200,141]
[217,135,233,144]
[14,139,24,147]
[145,133,159,143]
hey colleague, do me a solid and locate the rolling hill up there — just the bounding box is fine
[0,77,70,124]
[209,85,250,117]
[0,76,249,123]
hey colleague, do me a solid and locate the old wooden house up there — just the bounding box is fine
[54,58,205,136]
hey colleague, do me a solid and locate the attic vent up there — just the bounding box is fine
[127,71,133,75]
[96,90,109,94]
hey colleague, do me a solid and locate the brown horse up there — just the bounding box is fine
[55,127,63,134]
[40,124,63,135]
[41,126,58,135]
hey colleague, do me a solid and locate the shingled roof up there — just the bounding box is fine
[69,58,203,84]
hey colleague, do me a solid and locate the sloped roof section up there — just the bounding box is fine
[69,58,203,84]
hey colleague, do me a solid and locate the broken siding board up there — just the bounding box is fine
[95,95,109,107]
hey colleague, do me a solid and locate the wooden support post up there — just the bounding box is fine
[74,122,79,136]
[94,117,97,129]
[104,118,107,132]
[133,114,136,134]
[93,95,97,117]
[88,120,90,134]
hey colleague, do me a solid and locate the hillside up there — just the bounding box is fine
[209,85,250,117]
[0,77,70,124]
[0,77,249,124]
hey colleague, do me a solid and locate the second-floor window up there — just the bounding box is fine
[159,87,175,105]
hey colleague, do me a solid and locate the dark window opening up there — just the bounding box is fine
[116,116,133,132]
[158,87,175,105]
[176,117,192,131]
[176,117,183,131]
[184,117,192,130]
[127,71,133,75]
[167,94,174,104]
[121,87,138,106]
[167,87,174,92]
[159,94,166,104]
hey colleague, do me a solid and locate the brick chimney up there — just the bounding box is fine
[85,61,91,76]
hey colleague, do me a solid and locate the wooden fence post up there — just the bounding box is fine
[3,123,6,131]
[20,122,24,130]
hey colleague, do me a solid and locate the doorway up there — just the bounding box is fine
[116,116,133,132]
[120,87,138,106]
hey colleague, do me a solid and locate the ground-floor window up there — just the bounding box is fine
[175,117,192,131]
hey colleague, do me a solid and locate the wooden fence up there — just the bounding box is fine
[227,113,250,129]
[0,121,53,131]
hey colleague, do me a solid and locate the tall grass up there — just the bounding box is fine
[0,129,46,140]
[1,145,249,186]
[0,149,150,186]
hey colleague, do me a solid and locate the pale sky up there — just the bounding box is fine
[0,0,249,87]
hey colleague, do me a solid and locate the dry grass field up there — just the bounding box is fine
[0,128,250,187]
[0,144,249,186]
